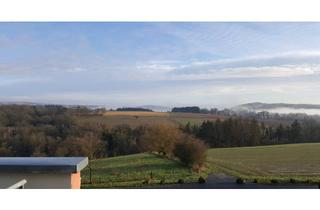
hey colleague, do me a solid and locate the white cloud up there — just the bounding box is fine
[0,76,47,86]
[189,51,320,67]
[65,67,87,73]
[169,64,318,80]
[136,64,176,73]
[143,51,320,80]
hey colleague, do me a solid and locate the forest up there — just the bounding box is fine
[1,105,320,166]
[0,105,206,168]
[182,118,320,147]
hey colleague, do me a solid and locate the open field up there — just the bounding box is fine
[207,143,320,183]
[77,111,224,127]
[104,111,169,117]
[81,143,320,188]
[81,153,207,188]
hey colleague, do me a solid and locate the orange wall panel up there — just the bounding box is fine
[71,172,81,189]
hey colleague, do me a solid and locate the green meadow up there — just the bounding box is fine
[82,143,320,188]
[81,153,207,188]
[207,143,320,184]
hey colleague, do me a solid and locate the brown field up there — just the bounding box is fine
[103,111,169,117]
[75,111,225,128]
[75,111,291,128]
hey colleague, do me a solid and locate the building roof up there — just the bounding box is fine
[0,157,88,173]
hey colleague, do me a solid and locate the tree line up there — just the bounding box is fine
[0,105,206,169]
[116,107,153,112]
[1,105,319,168]
[182,118,320,147]
[172,106,200,113]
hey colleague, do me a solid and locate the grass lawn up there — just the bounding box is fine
[81,143,320,188]
[207,143,320,184]
[81,153,207,188]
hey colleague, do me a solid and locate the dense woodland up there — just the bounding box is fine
[116,107,153,112]
[182,118,320,147]
[172,106,201,113]
[1,105,320,167]
[0,105,206,168]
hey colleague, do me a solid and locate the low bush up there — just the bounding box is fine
[177,179,185,184]
[236,178,245,184]
[140,124,182,157]
[142,180,149,185]
[160,179,165,185]
[289,178,296,184]
[198,176,206,184]
[173,135,207,168]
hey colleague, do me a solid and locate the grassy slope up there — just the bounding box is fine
[207,143,320,183]
[81,153,207,188]
[82,143,320,188]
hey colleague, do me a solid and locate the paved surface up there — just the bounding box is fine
[149,173,319,189]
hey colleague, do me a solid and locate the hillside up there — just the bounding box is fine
[136,105,171,112]
[81,153,205,188]
[81,143,320,188]
[234,102,320,115]
[207,143,320,183]
[235,102,320,110]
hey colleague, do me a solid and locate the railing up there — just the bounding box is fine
[7,179,27,189]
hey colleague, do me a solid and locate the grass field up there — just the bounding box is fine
[81,153,207,188]
[207,143,320,184]
[81,143,320,188]
[77,111,224,127]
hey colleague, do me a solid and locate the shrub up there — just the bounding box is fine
[173,135,207,168]
[271,179,279,184]
[289,178,296,184]
[142,180,149,185]
[236,178,245,184]
[198,176,206,184]
[177,179,184,184]
[143,178,153,185]
[140,124,182,157]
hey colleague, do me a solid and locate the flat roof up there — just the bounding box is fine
[0,157,88,173]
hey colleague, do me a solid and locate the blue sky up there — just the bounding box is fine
[2,22,320,108]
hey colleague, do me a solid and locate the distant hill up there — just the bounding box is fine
[233,102,320,115]
[0,101,103,110]
[136,105,171,112]
[0,102,171,112]
[0,101,45,106]
[235,102,320,110]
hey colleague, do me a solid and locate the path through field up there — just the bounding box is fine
[149,173,319,189]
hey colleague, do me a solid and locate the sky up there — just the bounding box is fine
[2,22,320,108]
